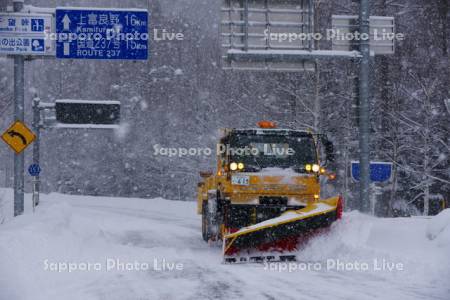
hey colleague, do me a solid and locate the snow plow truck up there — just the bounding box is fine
[197,121,343,263]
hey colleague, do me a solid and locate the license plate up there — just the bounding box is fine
[231,175,250,186]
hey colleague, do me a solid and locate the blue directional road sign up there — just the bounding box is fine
[28,164,41,177]
[55,8,149,60]
[351,161,392,183]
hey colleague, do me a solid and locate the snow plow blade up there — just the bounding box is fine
[223,196,343,263]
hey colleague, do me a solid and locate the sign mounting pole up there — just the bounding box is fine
[13,0,25,216]
[32,96,41,208]
[359,0,371,213]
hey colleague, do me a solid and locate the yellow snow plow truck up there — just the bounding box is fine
[197,121,343,263]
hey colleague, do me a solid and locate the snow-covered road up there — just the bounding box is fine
[0,191,449,300]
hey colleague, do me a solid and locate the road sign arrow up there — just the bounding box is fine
[8,130,27,145]
[63,42,70,55]
[1,121,36,154]
[62,14,71,30]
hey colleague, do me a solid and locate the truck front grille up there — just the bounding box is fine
[226,203,305,229]
[259,196,288,206]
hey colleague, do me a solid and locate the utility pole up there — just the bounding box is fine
[32,96,41,208]
[312,0,320,133]
[358,0,371,213]
[13,0,25,216]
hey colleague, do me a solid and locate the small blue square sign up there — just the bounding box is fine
[31,19,45,32]
[351,161,393,183]
[28,164,41,176]
[31,39,44,52]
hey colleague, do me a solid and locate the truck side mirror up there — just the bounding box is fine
[199,171,213,178]
[320,136,335,165]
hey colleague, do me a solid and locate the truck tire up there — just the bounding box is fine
[206,191,220,242]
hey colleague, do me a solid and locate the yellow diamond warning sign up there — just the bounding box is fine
[1,121,36,154]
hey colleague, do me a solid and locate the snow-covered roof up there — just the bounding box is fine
[56,99,121,105]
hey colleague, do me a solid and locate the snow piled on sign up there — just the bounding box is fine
[0,192,449,300]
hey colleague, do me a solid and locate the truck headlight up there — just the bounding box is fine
[230,162,238,171]
[305,164,312,172]
[237,162,244,170]
[312,164,320,173]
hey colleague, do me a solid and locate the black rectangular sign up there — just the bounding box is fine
[55,100,120,125]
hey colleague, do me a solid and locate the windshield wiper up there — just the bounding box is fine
[292,166,307,173]
[243,164,261,172]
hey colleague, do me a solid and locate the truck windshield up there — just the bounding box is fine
[227,133,317,172]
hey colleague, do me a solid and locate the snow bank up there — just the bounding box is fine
[296,211,450,289]
[0,193,449,300]
[0,200,109,300]
[426,209,450,246]
[0,194,204,300]
[0,188,14,224]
